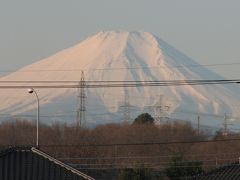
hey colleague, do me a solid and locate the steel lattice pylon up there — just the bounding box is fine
[76,71,86,128]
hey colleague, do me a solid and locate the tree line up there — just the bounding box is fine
[0,113,240,179]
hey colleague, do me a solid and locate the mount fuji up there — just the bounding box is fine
[1,31,240,126]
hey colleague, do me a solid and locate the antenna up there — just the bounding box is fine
[76,71,86,128]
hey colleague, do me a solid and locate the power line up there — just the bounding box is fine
[1,62,240,73]
[59,152,240,160]
[0,79,239,89]
[37,138,240,147]
[0,79,239,83]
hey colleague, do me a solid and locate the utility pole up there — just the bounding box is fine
[27,88,40,147]
[197,115,200,135]
[76,71,86,128]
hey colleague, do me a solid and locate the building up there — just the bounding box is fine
[0,146,95,180]
[193,163,240,180]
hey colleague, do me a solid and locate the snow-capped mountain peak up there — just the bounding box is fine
[1,31,240,125]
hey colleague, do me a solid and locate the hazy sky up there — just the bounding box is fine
[0,0,239,78]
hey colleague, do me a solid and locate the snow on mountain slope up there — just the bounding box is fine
[0,31,240,125]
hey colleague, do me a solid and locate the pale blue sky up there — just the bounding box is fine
[0,0,240,78]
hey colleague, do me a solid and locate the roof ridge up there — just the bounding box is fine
[31,147,95,180]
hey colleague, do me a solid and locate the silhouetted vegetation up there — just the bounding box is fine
[133,113,154,124]
[166,156,203,180]
[0,117,240,179]
[119,163,153,180]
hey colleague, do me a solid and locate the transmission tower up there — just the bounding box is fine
[222,113,228,136]
[76,71,86,128]
[153,95,170,125]
[123,91,130,122]
[197,115,200,135]
[120,91,133,123]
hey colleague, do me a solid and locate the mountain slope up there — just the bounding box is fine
[0,31,240,125]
